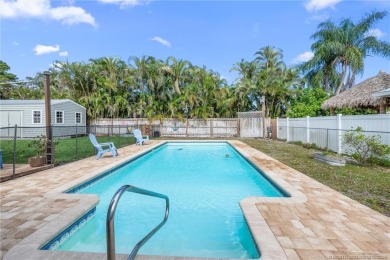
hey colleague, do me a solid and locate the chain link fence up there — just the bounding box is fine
[0,125,142,181]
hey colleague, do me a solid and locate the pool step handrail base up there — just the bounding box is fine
[106,185,169,260]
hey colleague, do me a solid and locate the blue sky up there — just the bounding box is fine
[1,0,389,85]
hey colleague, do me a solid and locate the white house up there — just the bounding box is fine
[0,99,86,138]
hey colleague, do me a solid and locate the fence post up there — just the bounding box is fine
[119,125,121,147]
[306,116,310,144]
[12,124,17,180]
[94,124,97,135]
[276,117,279,139]
[210,119,214,138]
[107,123,110,141]
[326,129,329,150]
[186,119,188,137]
[75,125,78,160]
[237,118,241,137]
[50,125,54,166]
[286,117,290,142]
[337,114,342,154]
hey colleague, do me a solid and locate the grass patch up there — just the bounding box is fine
[0,135,136,165]
[242,138,390,216]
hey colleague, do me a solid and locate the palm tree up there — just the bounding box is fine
[303,10,390,94]
[161,56,192,95]
[231,59,258,82]
[254,46,284,70]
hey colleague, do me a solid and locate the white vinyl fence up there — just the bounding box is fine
[277,114,390,154]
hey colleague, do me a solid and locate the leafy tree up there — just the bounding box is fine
[234,46,302,117]
[0,60,18,99]
[0,60,17,82]
[287,87,328,117]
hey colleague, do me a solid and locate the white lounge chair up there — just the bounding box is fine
[89,133,118,159]
[133,129,150,145]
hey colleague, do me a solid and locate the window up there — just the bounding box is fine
[32,110,41,124]
[75,112,82,124]
[56,111,64,124]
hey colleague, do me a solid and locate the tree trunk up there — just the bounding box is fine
[174,78,181,95]
[379,104,387,114]
[323,68,329,92]
[330,107,335,116]
[335,62,348,95]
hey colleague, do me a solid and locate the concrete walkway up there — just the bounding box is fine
[1,140,389,259]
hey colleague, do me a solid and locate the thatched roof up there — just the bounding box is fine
[322,70,390,109]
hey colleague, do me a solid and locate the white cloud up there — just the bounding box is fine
[59,51,68,57]
[13,41,19,46]
[33,44,60,55]
[49,6,96,26]
[150,36,171,48]
[0,0,97,27]
[304,0,342,12]
[305,13,329,23]
[292,51,314,64]
[98,0,147,8]
[366,28,385,38]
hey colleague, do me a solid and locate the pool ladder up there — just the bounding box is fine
[106,185,170,260]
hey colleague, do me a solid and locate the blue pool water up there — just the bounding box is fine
[56,142,286,258]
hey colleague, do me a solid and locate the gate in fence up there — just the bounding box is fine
[238,111,263,138]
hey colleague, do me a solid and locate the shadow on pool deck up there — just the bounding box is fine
[0,164,52,182]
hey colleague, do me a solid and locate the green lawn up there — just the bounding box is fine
[0,135,136,165]
[241,138,390,216]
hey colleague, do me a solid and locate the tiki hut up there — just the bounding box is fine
[322,70,390,115]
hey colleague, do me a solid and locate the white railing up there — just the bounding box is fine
[277,114,390,154]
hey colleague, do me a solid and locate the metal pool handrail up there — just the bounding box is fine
[106,185,170,260]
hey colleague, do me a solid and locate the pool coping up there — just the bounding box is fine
[4,140,307,260]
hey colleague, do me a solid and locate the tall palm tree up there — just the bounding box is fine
[303,10,390,94]
[231,59,258,82]
[161,56,192,95]
[254,46,284,70]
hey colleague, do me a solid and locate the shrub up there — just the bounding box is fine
[343,127,390,165]
[28,135,46,157]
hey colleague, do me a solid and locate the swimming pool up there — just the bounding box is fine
[49,142,287,258]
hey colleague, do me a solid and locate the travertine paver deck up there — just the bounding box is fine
[1,140,389,260]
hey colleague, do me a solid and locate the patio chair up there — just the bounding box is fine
[89,133,118,159]
[133,129,150,146]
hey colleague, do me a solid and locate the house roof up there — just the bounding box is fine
[321,71,390,109]
[0,99,85,109]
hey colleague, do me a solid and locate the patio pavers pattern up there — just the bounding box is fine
[232,141,390,260]
[1,142,162,259]
[1,140,389,260]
